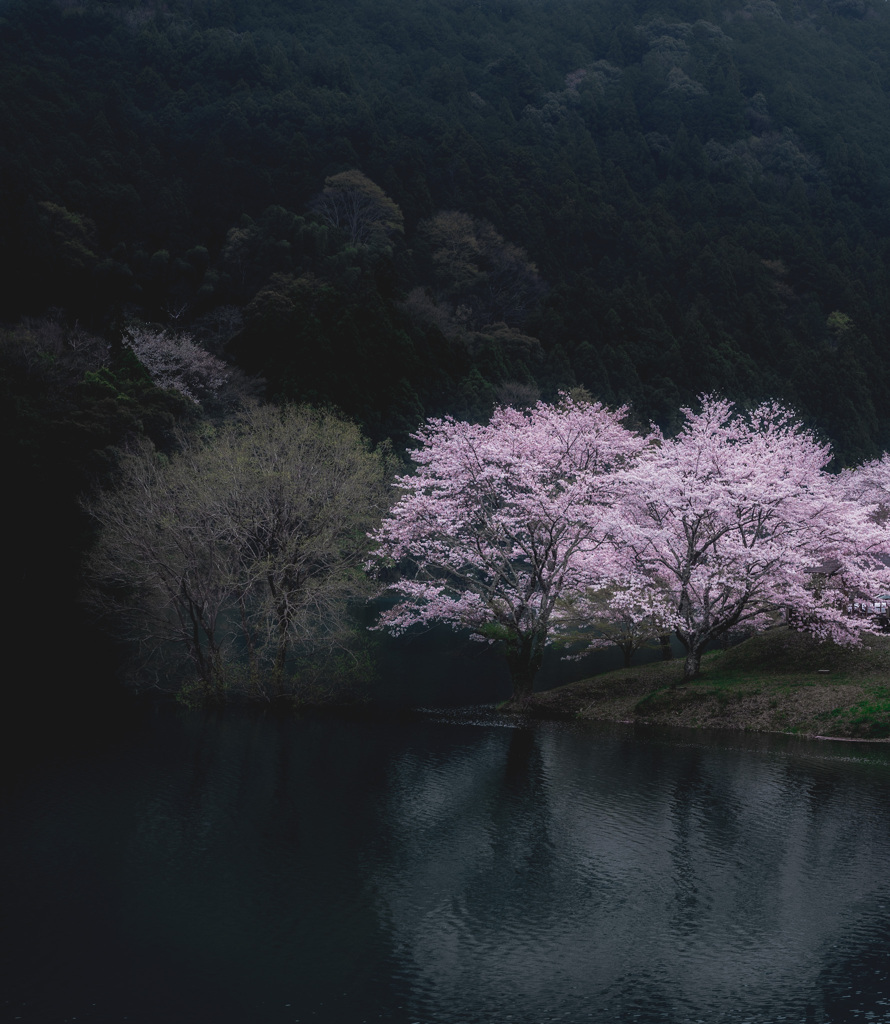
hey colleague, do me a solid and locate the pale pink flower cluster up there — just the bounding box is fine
[835,453,890,511]
[372,396,646,639]
[125,327,229,405]
[371,394,890,686]
[607,397,890,675]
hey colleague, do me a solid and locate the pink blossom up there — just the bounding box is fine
[370,395,648,698]
[607,396,890,679]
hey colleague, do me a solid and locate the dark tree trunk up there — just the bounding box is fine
[659,634,674,660]
[504,633,544,701]
[683,648,702,680]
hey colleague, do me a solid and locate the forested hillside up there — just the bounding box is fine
[5,0,890,452]
[6,0,890,705]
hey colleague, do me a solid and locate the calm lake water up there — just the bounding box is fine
[4,649,890,1024]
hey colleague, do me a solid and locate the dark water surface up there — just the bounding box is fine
[4,703,890,1024]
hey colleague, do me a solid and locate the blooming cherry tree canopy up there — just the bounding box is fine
[609,396,890,679]
[836,454,890,517]
[370,395,648,698]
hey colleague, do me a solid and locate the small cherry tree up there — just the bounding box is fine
[370,396,647,699]
[560,576,679,668]
[124,326,229,406]
[609,396,890,680]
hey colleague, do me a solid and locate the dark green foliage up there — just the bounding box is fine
[7,0,890,643]
[0,319,191,713]
[2,0,890,460]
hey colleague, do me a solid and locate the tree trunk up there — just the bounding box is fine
[682,647,702,680]
[238,592,263,700]
[659,634,674,660]
[504,633,544,701]
[269,576,289,697]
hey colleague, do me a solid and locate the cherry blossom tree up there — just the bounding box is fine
[124,326,229,406]
[370,396,648,699]
[560,576,679,668]
[608,396,890,681]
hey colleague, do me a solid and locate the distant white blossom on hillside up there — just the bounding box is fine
[124,327,229,405]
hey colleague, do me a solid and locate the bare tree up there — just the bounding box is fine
[84,436,233,699]
[204,404,394,695]
[84,404,393,702]
[309,169,404,248]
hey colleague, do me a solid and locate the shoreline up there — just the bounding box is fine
[520,626,890,742]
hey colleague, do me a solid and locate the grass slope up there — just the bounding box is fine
[527,627,890,740]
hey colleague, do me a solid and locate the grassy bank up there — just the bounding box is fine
[526,627,890,740]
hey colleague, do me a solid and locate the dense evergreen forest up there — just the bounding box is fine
[6,0,890,708]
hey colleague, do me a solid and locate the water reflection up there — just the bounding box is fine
[374,723,890,1023]
[3,711,890,1023]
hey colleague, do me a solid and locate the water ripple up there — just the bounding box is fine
[5,710,890,1023]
